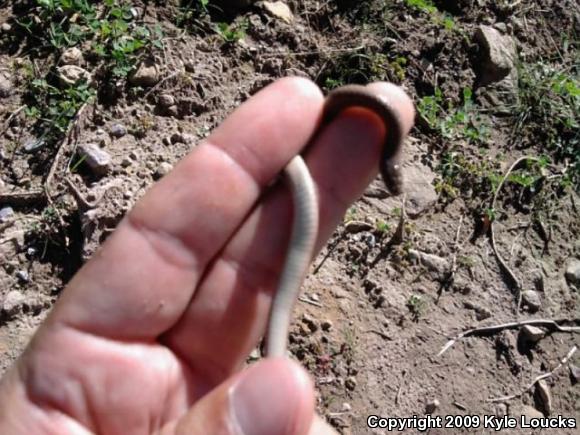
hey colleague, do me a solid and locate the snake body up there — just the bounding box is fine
[265,84,406,358]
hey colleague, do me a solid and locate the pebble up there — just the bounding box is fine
[155,162,173,179]
[60,47,83,65]
[57,65,91,86]
[569,364,580,383]
[0,206,14,222]
[321,320,333,332]
[22,137,45,153]
[520,325,545,343]
[78,143,112,176]
[408,249,449,274]
[1,22,12,33]
[521,290,541,312]
[344,220,373,234]
[2,290,25,316]
[341,402,352,412]
[262,1,294,23]
[16,270,29,282]
[121,156,133,168]
[0,74,12,98]
[345,377,357,391]
[536,380,552,415]
[171,132,194,145]
[110,123,127,138]
[158,94,175,108]
[565,259,580,286]
[495,403,508,417]
[425,399,440,414]
[129,60,160,87]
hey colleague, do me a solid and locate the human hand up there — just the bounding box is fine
[0,78,414,434]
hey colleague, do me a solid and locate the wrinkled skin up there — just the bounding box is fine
[0,78,414,435]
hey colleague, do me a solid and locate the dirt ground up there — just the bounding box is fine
[0,1,579,434]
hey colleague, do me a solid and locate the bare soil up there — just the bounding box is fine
[1,1,578,434]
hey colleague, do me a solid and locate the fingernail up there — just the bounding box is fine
[230,360,299,435]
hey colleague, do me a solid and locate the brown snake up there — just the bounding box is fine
[265,84,406,357]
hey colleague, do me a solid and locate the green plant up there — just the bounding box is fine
[514,62,579,186]
[215,20,247,43]
[404,0,456,31]
[418,87,490,144]
[407,294,427,319]
[375,219,391,233]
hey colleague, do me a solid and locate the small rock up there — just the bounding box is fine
[78,143,112,176]
[129,60,160,87]
[403,163,438,218]
[166,105,179,118]
[493,22,508,33]
[425,399,440,414]
[513,405,544,419]
[154,162,173,179]
[1,22,12,33]
[16,270,29,283]
[310,293,320,302]
[110,123,127,138]
[121,156,133,168]
[521,290,541,312]
[158,94,175,108]
[170,132,194,145]
[565,259,580,286]
[495,403,508,417]
[22,137,46,153]
[2,290,25,316]
[57,65,91,86]
[60,47,83,65]
[569,364,580,383]
[408,249,449,274]
[345,377,357,391]
[321,320,333,332]
[535,380,552,415]
[520,325,545,343]
[302,313,319,333]
[463,302,492,321]
[474,25,517,86]
[0,206,14,222]
[262,1,294,23]
[0,74,13,98]
[344,220,373,234]
[248,348,261,360]
[341,402,352,412]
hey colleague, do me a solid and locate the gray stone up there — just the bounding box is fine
[110,123,127,138]
[2,290,25,316]
[0,206,14,222]
[425,399,440,414]
[570,364,580,383]
[171,132,194,145]
[403,164,438,218]
[345,377,357,390]
[262,1,294,23]
[16,270,29,282]
[155,162,173,179]
[565,259,580,286]
[474,25,517,86]
[0,74,12,98]
[536,380,552,415]
[78,143,112,176]
[57,65,91,86]
[60,47,83,65]
[22,137,45,153]
[344,220,373,234]
[520,325,545,343]
[408,249,449,274]
[321,320,333,332]
[521,290,541,312]
[495,403,508,417]
[158,94,175,108]
[129,60,160,87]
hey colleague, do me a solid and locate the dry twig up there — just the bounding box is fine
[488,346,577,403]
[438,319,580,357]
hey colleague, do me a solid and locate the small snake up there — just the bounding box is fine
[265,84,406,357]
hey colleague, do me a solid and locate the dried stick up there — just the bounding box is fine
[488,346,577,403]
[438,319,580,357]
[489,156,540,310]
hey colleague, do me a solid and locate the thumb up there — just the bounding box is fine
[166,358,315,435]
